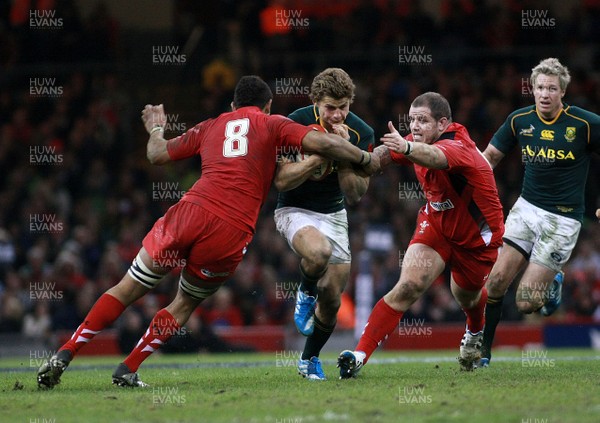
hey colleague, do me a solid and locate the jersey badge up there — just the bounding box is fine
[564,127,576,142]
[418,220,429,234]
[519,124,535,137]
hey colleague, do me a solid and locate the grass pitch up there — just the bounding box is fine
[1,349,598,423]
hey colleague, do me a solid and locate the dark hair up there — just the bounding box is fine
[411,92,452,121]
[233,75,273,108]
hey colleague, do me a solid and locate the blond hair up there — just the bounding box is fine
[530,58,571,91]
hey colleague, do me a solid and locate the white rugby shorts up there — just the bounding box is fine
[503,196,581,271]
[274,207,351,264]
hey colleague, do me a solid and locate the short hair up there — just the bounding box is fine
[309,68,355,103]
[411,92,452,121]
[530,58,571,91]
[233,75,273,108]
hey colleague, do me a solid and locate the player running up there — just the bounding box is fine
[36,75,380,389]
[480,58,600,367]
[274,68,373,380]
[338,92,504,377]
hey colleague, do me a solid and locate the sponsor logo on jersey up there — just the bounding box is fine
[540,129,554,141]
[519,124,535,137]
[550,252,563,263]
[522,145,575,160]
[429,199,455,212]
[564,127,576,142]
[200,269,231,278]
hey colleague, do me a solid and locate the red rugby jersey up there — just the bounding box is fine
[391,122,504,249]
[167,106,310,233]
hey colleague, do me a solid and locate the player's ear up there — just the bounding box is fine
[438,116,449,131]
[262,99,272,115]
[230,101,236,111]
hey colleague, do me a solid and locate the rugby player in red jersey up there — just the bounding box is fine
[37,75,380,388]
[338,92,504,376]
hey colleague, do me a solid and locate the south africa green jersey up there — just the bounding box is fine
[276,105,374,213]
[491,104,600,222]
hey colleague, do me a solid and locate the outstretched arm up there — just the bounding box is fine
[301,130,380,175]
[381,121,448,169]
[141,104,171,165]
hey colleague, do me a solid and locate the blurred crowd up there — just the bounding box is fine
[0,0,599,351]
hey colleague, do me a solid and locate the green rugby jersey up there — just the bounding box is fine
[276,105,374,213]
[491,104,600,222]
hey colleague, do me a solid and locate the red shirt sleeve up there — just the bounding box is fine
[268,115,311,149]
[434,138,472,170]
[166,120,210,161]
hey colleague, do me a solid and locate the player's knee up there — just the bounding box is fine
[486,270,511,297]
[305,245,332,271]
[389,279,425,305]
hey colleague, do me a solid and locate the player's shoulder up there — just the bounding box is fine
[507,105,537,122]
[564,105,600,124]
[288,105,317,125]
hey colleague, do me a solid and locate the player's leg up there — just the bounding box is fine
[480,243,528,365]
[298,263,349,380]
[516,211,580,315]
[113,210,253,387]
[112,270,211,387]
[338,243,445,378]
[37,247,168,389]
[274,208,332,336]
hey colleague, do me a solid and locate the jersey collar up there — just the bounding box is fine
[535,103,568,125]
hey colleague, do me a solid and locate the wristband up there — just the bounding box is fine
[150,125,164,135]
[359,151,371,166]
[404,141,412,156]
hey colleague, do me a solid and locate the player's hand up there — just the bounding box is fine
[331,123,350,140]
[381,121,409,154]
[142,104,167,135]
